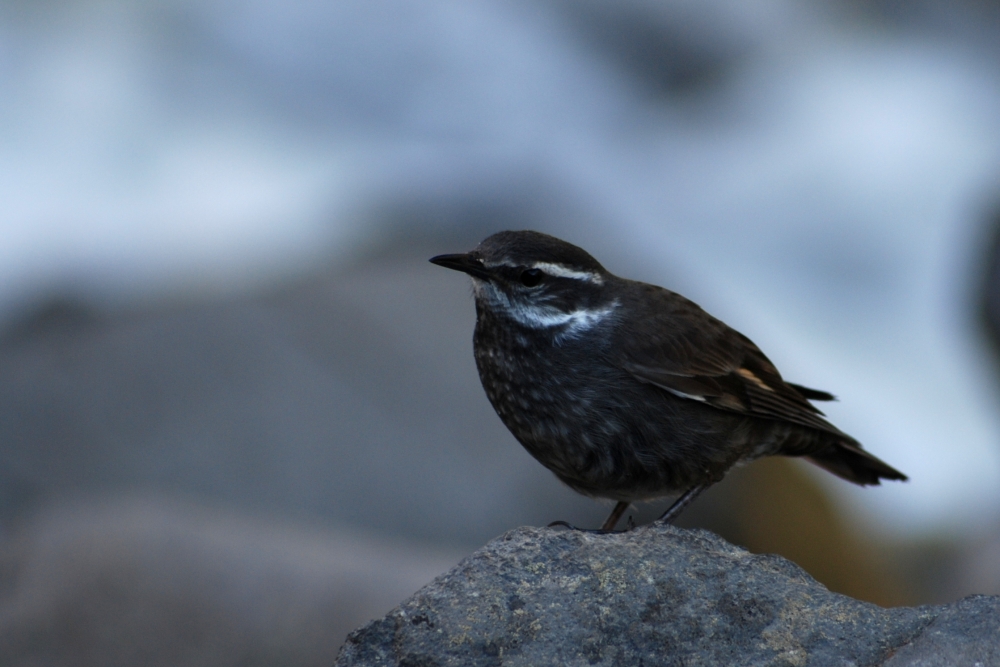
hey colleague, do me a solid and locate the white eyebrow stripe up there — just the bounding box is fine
[531,262,604,285]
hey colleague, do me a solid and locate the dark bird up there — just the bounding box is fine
[430,230,907,531]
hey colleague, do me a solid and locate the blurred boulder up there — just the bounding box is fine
[0,497,460,667]
[0,240,603,548]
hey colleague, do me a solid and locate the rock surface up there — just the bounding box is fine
[335,525,1000,667]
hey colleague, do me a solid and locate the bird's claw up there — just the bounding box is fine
[547,519,628,534]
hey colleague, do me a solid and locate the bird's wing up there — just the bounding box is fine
[614,283,839,435]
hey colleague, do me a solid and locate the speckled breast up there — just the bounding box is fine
[471,314,724,500]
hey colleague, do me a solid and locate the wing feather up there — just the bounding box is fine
[614,283,842,435]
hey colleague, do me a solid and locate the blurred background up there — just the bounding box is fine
[3,0,1000,663]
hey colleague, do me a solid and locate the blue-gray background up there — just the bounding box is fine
[3,1,1000,664]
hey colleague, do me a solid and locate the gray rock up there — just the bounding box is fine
[335,525,1000,667]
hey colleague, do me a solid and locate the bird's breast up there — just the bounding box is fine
[472,318,641,480]
[471,313,753,499]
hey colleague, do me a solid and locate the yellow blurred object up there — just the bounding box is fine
[681,457,910,607]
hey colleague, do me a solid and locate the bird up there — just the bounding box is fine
[430,230,907,531]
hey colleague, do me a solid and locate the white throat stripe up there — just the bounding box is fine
[511,300,619,337]
[531,262,604,285]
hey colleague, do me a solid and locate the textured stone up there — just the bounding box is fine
[335,525,999,667]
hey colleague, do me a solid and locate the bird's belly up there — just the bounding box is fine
[474,342,744,500]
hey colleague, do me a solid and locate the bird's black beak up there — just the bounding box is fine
[429,253,492,280]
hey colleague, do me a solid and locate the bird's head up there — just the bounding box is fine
[430,230,619,336]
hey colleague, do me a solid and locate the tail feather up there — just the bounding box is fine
[804,440,907,486]
[787,382,836,402]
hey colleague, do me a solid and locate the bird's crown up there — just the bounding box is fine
[473,230,607,281]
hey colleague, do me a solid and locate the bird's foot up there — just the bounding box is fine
[547,520,631,534]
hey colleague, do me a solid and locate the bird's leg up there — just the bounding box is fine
[550,487,707,531]
[656,483,711,524]
[600,501,630,532]
[547,501,631,533]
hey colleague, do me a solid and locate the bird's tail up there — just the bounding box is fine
[804,439,907,486]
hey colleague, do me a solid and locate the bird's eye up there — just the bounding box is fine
[519,269,544,287]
